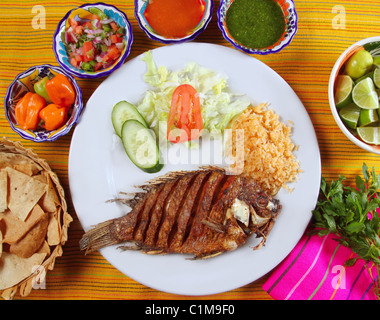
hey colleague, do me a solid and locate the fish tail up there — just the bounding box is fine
[79,220,119,254]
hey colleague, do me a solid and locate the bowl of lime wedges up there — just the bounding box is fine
[329,36,380,154]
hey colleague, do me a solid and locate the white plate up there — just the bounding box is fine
[69,43,321,296]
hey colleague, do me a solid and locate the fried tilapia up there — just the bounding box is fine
[79,167,281,259]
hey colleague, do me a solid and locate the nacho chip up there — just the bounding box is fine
[9,214,48,258]
[0,152,41,176]
[5,167,46,221]
[0,252,46,290]
[35,172,60,212]
[0,170,7,212]
[0,205,45,244]
[47,211,61,246]
[0,229,2,258]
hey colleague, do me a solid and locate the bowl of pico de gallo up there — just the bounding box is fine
[53,3,133,79]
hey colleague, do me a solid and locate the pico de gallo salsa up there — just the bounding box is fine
[64,8,126,72]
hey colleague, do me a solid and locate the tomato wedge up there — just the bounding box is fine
[167,84,203,143]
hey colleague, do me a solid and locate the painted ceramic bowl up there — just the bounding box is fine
[217,0,298,55]
[134,0,213,44]
[53,3,133,79]
[328,36,380,154]
[4,64,83,142]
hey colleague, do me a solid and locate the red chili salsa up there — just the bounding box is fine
[143,0,206,38]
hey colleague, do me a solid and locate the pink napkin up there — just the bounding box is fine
[263,230,378,300]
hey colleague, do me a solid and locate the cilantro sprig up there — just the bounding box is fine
[312,163,380,299]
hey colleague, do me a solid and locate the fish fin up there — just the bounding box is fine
[201,217,226,233]
[117,241,143,251]
[106,191,146,208]
[79,220,119,254]
[142,170,193,187]
[188,251,223,260]
[251,227,268,251]
[198,165,225,173]
[141,166,225,188]
[117,242,165,255]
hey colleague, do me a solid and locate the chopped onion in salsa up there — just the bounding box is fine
[64,12,125,72]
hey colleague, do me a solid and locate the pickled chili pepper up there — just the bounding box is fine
[39,104,69,131]
[14,92,46,130]
[45,74,76,108]
[33,76,52,103]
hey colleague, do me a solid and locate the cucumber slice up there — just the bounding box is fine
[121,120,163,173]
[111,101,148,137]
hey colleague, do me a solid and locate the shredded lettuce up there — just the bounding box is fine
[136,51,251,139]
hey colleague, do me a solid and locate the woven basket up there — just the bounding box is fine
[0,137,72,299]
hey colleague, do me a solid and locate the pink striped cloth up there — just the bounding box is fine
[263,230,378,300]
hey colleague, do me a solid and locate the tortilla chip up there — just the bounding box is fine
[5,167,46,221]
[38,240,51,256]
[0,229,2,258]
[35,172,60,213]
[0,205,46,244]
[47,212,61,246]
[0,170,7,212]
[0,252,46,290]
[0,152,41,176]
[9,214,49,258]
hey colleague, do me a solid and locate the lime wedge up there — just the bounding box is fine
[373,56,380,68]
[357,127,380,145]
[358,109,379,127]
[339,103,360,129]
[352,77,379,109]
[373,67,380,89]
[334,75,353,109]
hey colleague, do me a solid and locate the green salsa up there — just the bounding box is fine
[226,0,286,49]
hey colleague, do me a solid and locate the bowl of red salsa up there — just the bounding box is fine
[217,0,297,55]
[135,0,213,44]
[53,3,133,79]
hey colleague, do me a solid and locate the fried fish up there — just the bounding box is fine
[79,167,281,259]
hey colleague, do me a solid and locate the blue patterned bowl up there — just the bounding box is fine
[217,0,298,55]
[53,3,133,79]
[4,65,83,142]
[135,0,213,44]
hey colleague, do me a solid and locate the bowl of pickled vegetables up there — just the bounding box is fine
[329,36,380,154]
[4,64,83,142]
[53,3,133,79]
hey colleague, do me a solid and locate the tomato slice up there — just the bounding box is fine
[167,84,203,143]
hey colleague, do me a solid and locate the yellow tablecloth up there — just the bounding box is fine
[0,0,379,300]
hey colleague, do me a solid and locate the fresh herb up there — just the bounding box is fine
[312,163,380,299]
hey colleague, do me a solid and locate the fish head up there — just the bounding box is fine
[227,198,273,231]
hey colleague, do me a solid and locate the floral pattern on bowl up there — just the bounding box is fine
[53,2,133,79]
[4,64,83,142]
[134,0,213,44]
[217,0,298,55]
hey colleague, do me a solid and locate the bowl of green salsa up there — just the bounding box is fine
[217,0,297,55]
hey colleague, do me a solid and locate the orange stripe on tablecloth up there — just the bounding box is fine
[329,252,355,300]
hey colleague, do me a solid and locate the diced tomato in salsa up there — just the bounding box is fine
[111,34,123,43]
[82,41,94,62]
